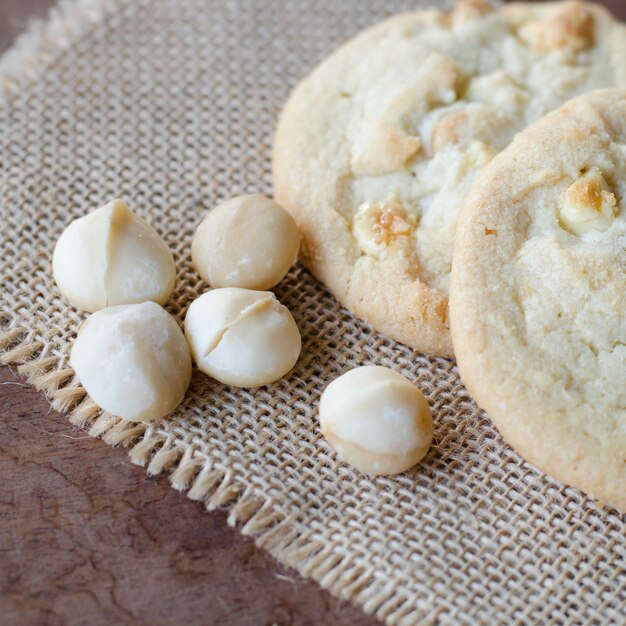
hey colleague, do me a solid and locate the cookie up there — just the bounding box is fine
[273,0,626,356]
[450,89,626,511]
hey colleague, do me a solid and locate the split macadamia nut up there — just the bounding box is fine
[191,194,300,290]
[71,302,192,423]
[53,199,176,312]
[319,366,433,475]
[184,288,301,387]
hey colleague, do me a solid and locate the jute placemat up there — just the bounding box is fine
[1,0,624,623]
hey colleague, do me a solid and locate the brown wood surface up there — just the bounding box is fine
[0,366,373,626]
[1,1,625,625]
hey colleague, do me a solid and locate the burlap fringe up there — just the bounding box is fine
[0,0,139,101]
[0,4,441,623]
[0,314,425,624]
[0,306,418,599]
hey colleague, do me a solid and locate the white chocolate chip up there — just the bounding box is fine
[466,71,529,113]
[353,201,414,259]
[184,288,301,388]
[559,168,618,238]
[462,141,498,171]
[53,199,175,312]
[319,366,433,475]
[70,302,192,423]
[191,194,300,291]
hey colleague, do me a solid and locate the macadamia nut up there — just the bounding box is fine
[191,194,300,290]
[53,199,176,312]
[71,302,192,422]
[184,288,301,387]
[319,366,433,475]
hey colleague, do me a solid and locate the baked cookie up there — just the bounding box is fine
[450,89,626,511]
[274,0,626,356]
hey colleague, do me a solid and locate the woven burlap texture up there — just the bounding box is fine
[1,0,624,623]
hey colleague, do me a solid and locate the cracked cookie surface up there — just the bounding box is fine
[450,89,626,511]
[273,0,626,356]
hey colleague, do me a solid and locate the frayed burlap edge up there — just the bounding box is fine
[1,316,410,624]
[0,0,132,102]
[0,5,418,624]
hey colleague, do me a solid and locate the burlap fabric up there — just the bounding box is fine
[1,0,624,623]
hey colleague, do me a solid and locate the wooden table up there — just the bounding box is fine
[1,1,624,625]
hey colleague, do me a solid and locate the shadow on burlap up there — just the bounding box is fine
[0,1,624,623]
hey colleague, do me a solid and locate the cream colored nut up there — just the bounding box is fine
[184,288,301,387]
[319,366,433,475]
[353,201,414,259]
[71,302,192,423]
[191,194,300,290]
[559,168,618,237]
[53,199,176,312]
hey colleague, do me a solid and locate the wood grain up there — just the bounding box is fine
[1,1,625,625]
[0,367,373,626]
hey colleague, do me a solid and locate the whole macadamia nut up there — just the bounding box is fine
[53,199,176,312]
[319,366,433,475]
[184,288,301,387]
[191,194,300,290]
[71,302,192,422]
